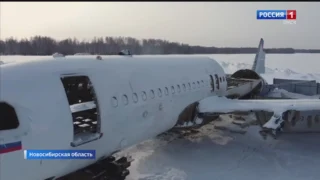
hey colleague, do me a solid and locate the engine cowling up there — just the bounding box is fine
[230,69,270,98]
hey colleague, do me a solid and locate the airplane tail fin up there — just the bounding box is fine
[251,38,265,74]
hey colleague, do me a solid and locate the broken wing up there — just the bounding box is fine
[198,96,320,138]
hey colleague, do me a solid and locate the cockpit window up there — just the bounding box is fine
[0,102,19,130]
[209,75,214,91]
[214,74,220,89]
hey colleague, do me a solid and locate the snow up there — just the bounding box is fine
[197,95,320,131]
[122,117,320,180]
[74,53,91,55]
[123,54,320,180]
[268,88,320,99]
[198,96,320,113]
[52,52,64,58]
[1,54,320,180]
[70,101,96,113]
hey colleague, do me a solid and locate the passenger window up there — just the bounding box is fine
[197,81,200,88]
[158,88,162,97]
[165,87,169,95]
[188,83,191,90]
[201,80,204,87]
[111,97,118,107]
[182,84,186,91]
[171,86,175,94]
[307,115,312,128]
[60,75,102,147]
[177,85,181,93]
[150,90,155,99]
[315,115,319,123]
[122,95,129,105]
[209,75,215,91]
[219,77,222,82]
[192,82,196,89]
[133,93,138,103]
[214,74,220,89]
[0,102,20,130]
[141,91,147,101]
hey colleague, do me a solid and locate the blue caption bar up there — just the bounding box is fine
[257,10,286,20]
[24,150,96,160]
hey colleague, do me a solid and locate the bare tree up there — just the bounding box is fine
[0,35,306,55]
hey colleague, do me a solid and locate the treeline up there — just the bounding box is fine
[1,36,319,55]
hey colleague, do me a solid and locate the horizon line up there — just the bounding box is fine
[0,35,319,50]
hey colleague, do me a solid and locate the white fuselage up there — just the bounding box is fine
[0,56,227,180]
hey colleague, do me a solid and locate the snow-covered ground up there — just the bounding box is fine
[123,118,320,180]
[1,54,320,180]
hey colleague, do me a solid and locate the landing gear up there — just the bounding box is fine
[58,156,132,180]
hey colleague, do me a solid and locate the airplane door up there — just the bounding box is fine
[60,75,103,147]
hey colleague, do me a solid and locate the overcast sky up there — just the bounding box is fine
[1,2,319,48]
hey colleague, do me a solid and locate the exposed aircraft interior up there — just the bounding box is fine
[60,76,101,147]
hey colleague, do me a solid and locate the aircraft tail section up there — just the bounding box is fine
[251,38,265,74]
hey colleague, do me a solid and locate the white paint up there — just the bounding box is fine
[0,55,226,180]
[0,38,319,180]
[195,117,203,124]
[1,54,320,180]
[262,114,283,129]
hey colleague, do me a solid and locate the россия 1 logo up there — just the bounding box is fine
[256,10,296,25]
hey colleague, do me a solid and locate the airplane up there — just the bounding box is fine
[1,38,320,180]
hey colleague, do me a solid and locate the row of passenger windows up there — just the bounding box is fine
[57,75,226,144]
[111,76,226,107]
